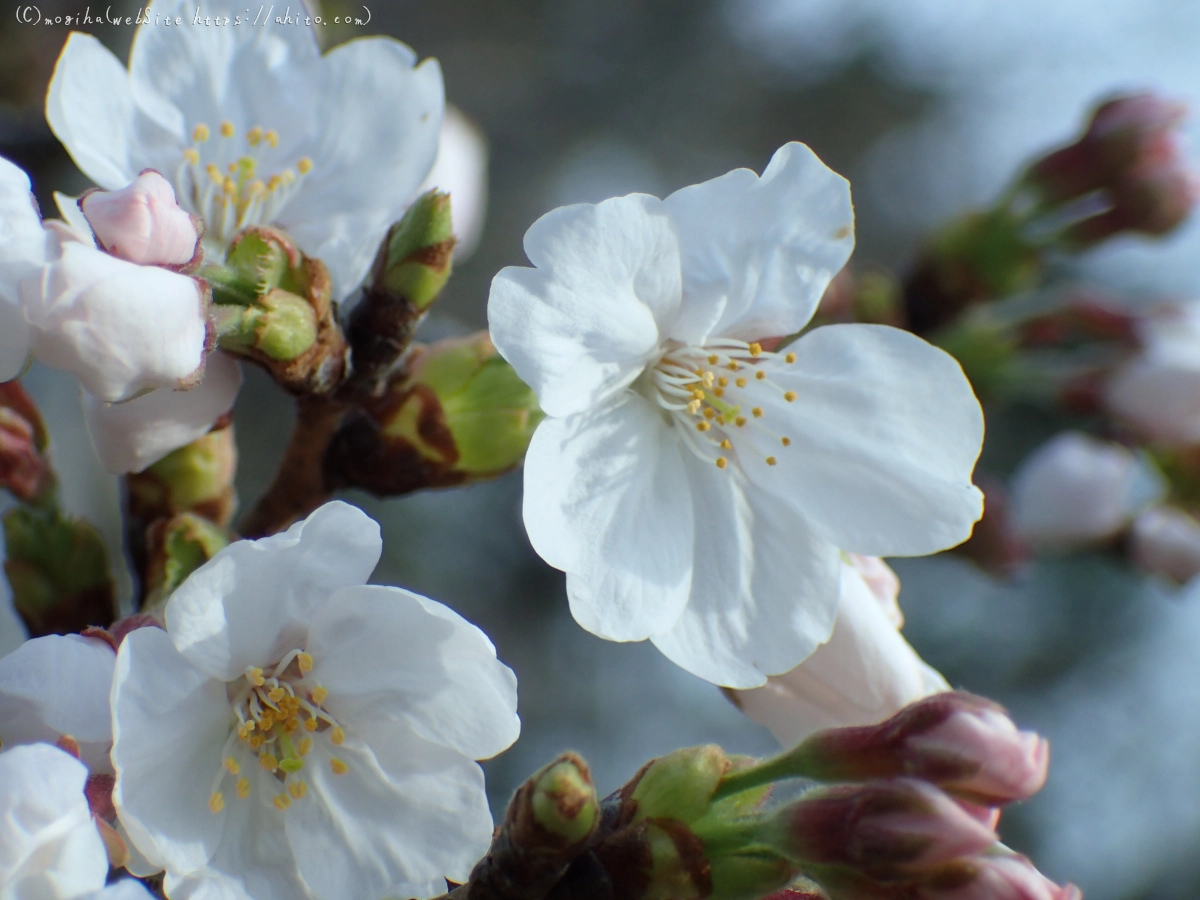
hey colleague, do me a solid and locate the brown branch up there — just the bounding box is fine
[237,396,345,538]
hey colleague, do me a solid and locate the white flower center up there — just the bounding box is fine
[646,339,798,470]
[175,121,313,246]
[207,648,348,815]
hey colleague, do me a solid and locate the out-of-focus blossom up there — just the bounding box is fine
[490,141,984,689]
[0,742,109,898]
[80,170,203,268]
[0,159,43,381]
[1130,504,1200,585]
[420,106,488,261]
[1106,303,1200,446]
[926,851,1084,900]
[729,558,949,746]
[47,0,443,300]
[0,382,52,503]
[0,634,116,774]
[112,501,520,900]
[83,351,242,474]
[1009,432,1164,551]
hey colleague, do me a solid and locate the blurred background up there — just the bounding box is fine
[4,1,1200,897]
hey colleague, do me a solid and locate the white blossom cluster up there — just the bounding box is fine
[0,1,1018,899]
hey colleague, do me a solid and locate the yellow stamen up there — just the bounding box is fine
[273,794,292,811]
[726,362,739,371]
[687,400,702,415]
[735,377,747,388]
[289,781,308,800]
[781,437,791,447]
[183,148,200,165]
[752,407,764,418]
[735,416,747,428]
[720,439,732,449]
[298,738,313,757]
[749,342,762,356]
[249,668,265,687]
[755,370,766,381]
[249,735,265,750]
[304,718,318,732]
[766,457,777,466]
[311,686,328,705]
[259,754,279,773]
[715,457,728,469]
[702,371,715,387]
[784,391,797,402]
[193,123,210,142]
[259,712,275,731]
[206,163,223,183]
[785,352,797,364]
[265,130,279,148]
[297,157,313,175]
[222,177,237,197]
[219,121,235,138]
[330,758,349,776]
[330,727,345,746]
[267,687,285,704]
[236,777,250,799]
[707,354,719,364]
[703,408,716,420]
[209,792,225,813]
[224,758,240,774]
[713,388,725,398]
[247,126,263,146]
[696,422,710,432]
[298,653,314,673]
[718,377,729,387]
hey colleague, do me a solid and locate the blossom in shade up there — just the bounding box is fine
[47,0,443,300]
[111,501,520,900]
[1130,504,1200,585]
[729,557,949,747]
[490,141,984,688]
[1009,431,1164,552]
[0,743,109,898]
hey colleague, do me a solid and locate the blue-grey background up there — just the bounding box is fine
[4,2,1200,897]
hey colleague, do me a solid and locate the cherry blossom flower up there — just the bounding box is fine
[730,557,949,746]
[1009,431,1164,552]
[47,0,443,300]
[0,743,109,898]
[489,142,984,688]
[111,501,520,900]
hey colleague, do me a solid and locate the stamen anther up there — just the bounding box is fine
[209,792,225,813]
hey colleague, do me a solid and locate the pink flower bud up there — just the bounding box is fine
[778,779,998,878]
[79,170,202,268]
[798,693,1049,806]
[0,382,50,503]
[924,853,1082,900]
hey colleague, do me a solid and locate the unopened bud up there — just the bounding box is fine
[1130,504,1200,586]
[1009,432,1164,552]
[143,513,231,608]
[213,226,344,394]
[126,425,238,528]
[0,382,52,504]
[644,820,711,900]
[923,853,1082,900]
[773,779,998,879]
[326,333,543,496]
[796,693,1049,807]
[2,507,115,636]
[709,855,799,900]
[530,755,599,845]
[79,170,203,268]
[630,744,730,825]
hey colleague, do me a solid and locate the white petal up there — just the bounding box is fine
[23,230,208,402]
[663,142,854,344]
[0,634,116,771]
[0,156,45,380]
[488,194,681,417]
[1105,353,1200,445]
[111,627,229,876]
[308,585,519,760]
[420,106,489,260]
[731,562,950,746]
[54,192,96,241]
[751,323,984,556]
[280,40,444,299]
[166,501,381,681]
[0,743,108,899]
[83,352,243,475]
[125,0,320,152]
[46,33,173,190]
[650,457,841,688]
[288,723,492,900]
[522,395,694,641]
